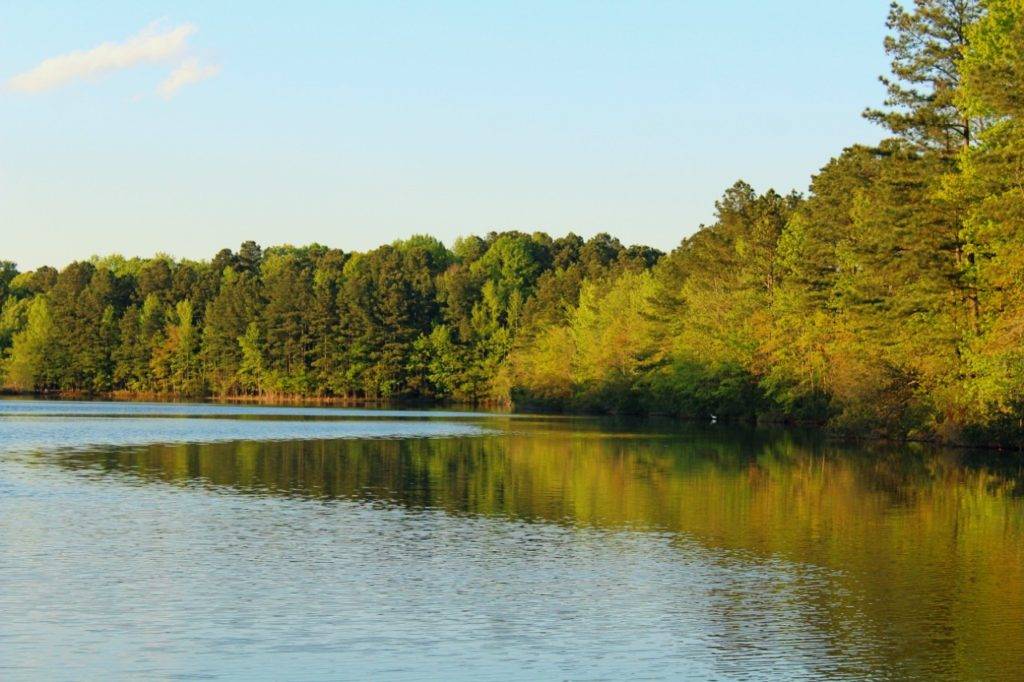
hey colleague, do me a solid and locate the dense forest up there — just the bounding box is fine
[3,0,1024,445]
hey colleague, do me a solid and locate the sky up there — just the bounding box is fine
[1,1,892,270]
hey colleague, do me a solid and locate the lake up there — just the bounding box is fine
[1,399,1022,680]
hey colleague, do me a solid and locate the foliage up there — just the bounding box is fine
[10,0,1024,446]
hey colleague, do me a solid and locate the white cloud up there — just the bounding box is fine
[8,22,197,93]
[157,57,220,99]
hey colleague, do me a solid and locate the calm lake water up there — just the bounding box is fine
[1,400,1022,680]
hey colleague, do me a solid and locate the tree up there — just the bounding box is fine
[202,267,262,395]
[114,294,166,392]
[951,0,1024,433]
[44,263,122,391]
[309,249,348,394]
[569,271,659,412]
[138,259,173,305]
[643,183,801,419]
[503,270,659,412]
[766,146,886,418]
[152,300,203,395]
[236,240,263,274]
[3,297,56,391]
[864,0,985,152]
[0,261,18,307]
[260,251,314,394]
[237,322,267,395]
[336,244,442,397]
[829,144,965,434]
[0,297,30,356]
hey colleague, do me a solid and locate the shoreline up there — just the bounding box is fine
[4,389,1022,454]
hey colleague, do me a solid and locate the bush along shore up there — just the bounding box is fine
[5,1,1024,449]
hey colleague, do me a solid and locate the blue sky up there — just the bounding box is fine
[2,1,891,270]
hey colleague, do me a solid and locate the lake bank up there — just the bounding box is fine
[5,388,1022,453]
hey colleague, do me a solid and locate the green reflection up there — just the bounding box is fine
[50,421,1024,679]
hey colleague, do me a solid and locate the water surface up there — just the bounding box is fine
[1,399,1022,680]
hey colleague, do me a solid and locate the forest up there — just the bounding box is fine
[3,0,1024,446]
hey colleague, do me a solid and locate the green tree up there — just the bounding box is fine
[45,263,122,391]
[260,251,314,394]
[0,261,18,307]
[864,0,985,152]
[830,145,965,435]
[309,248,348,394]
[237,321,267,395]
[3,297,56,391]
[951,0,1024,434]
[763,146,885,418]
[336,244,442,397]
[647,183,800,419]
[202,267,262,395]
[152,300,203,395]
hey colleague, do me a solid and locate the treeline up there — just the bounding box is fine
[0,233,660,403]
[4,0,1024,445]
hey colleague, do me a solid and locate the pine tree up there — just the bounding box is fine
[953,0,1024,430]
[0,261,17,307]
[864,0,985,153]
[202,267,262,395]
[260,251,314,394]
[766,146,885,417]
[309,249,347,394]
